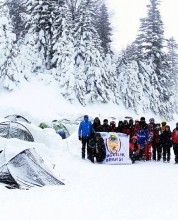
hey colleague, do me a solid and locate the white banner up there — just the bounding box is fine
[100,132,131,165]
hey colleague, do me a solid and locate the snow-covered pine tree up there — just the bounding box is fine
[117,44,151,112]
[135,0,174,119]
[74,0,111,105]
[7,0,27,41]
[25,0,54,70]
[135,0,164,59]
[0,4,20,90]
[17,32,45,77]
[95,2,112,55]
[117,60,145,113]
[52,1,76,103]
[166,37,178,94]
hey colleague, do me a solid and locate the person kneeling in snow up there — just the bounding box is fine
[129,136,140,164]
[88,133,106,163]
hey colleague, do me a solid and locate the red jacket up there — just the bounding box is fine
[172,129,178,143]
[129,142,140,152]
[122,127,131,135]
[153,129,161,143]
[133,124,140,136]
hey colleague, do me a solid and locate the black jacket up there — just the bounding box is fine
[89,136,106,162]
[161,130,172,147]
[101,124,111,132]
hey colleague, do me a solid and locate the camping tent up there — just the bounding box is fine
[52,120,70,139]
[5,115,31,124]
[0,121,34,142]
[0,138,64,189]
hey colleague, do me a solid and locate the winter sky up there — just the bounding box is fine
[107,0,178,52]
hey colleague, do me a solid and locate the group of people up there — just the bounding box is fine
[78,115,178,164]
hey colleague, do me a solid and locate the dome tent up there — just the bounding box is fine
[39,120,71,139]
[5,115,31,124]
[0,121,34,142]
[52,120,70,139]
[0,138,64,189]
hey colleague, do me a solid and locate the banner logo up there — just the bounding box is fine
[106,134,121,154]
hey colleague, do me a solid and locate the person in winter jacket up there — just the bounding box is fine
[117,121,124,133]
[144,123,154,161]
[172,123,178,163]
[129,136,140,164]
[139,117,148,130]
[149,118,156,128]
[161,120,167,132]
[92,117,102,133]
[137,126,148,160]
[128,119,134,139]
[101,119,111,132]
[133,120,140,136]
[122,120,130,135]
[152,123,162,161]
[161,125,172,162]
[88,133,106,163]
[78,115,93,159]
[110,121,117,132]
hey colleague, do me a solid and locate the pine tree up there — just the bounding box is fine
[25,0,54,70]
[7,0,27,41]
[136,0,164,59]
[95,3,112,55]
[0,4,20,90]
[167,37,178,91]
[135,0,174,119]
[52,1,76,103]
[73,0,110,105]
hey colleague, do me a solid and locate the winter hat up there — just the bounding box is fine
[149,118,155,123]
[84,115,89,121]
[140,117,145,121]
[132,136,138,141]
[161,120,167,124]
[103,119,108,124]
[176,122,178,127]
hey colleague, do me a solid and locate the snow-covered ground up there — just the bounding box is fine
[0,80,178,220]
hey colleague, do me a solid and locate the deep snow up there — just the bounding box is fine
[0,80,178,220]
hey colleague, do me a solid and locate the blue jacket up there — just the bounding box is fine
[137,129,148,148]
[78,120,92,137]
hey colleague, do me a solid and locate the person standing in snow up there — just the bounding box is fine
[110,121,117,132]
[122,120,130,135]
[144,124,154,161]
[161,125,172,162]
[137,126,148,160]
[161,120,167,132]
[88,133,106,163]
[92,117,102,133]
[117,121,124,133]
[172,123,178,164]
[78,115,93,159]
[149,118,156,128]
[152,123,162,161]
[139,117,148,130]
[101,119,111,132]
[132,120,140,136]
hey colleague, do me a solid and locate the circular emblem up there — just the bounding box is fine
[106,134,121,154]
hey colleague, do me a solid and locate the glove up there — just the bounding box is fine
[79,136,82,141]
